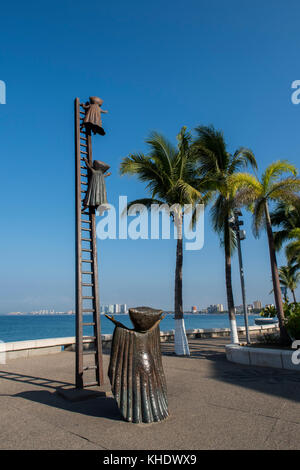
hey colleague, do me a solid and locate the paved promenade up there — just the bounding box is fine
[0,337,299,450]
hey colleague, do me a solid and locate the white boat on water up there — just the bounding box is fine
[254,317,279,326]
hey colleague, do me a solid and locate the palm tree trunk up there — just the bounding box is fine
[224,218,239,344]
[264,202,291,345]
[292,289,297,303]
[174,211,190,356]
[174,219,183,321]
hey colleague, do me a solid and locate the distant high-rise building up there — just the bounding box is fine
[114,304,120,314]
[235,305,243,314]
[253,300,262,310]
[207,304,224,313]
[191,306,197,314]
[120,304,127,314]
[108,304,114,314]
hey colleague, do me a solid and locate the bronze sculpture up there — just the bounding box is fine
[82,96,108,135]
[82,158,111,214]
[105,307,169,423]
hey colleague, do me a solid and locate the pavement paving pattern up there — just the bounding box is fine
[0,337,299,450]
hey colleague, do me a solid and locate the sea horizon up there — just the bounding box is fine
[0,313,261,343]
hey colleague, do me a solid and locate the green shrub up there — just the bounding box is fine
[259,302,300,340]
[284,302,300,318]
[260,305,277,318]
[257,332,281,344]
[285,306,300,340]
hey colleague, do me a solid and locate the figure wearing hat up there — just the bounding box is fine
[81,96,108,135]
[82,158,111,214]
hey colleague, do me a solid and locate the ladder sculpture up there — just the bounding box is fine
[74,97,104,389]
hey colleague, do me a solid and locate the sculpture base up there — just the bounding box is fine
[56,386,112,402]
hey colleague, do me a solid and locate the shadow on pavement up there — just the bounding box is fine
[15,389,122,421]
[162,339,300,404]
[0,369,122,421]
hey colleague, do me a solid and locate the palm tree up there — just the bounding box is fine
[192,125,257,344]
[277,263,300,303]
[231,160,300,345]
[286,228,300,266]
[120,127,206,356]
[270,198,300,251]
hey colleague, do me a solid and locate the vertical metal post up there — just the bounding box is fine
[235,214,251,344]
[86,130,104,385]
[75,98,83,388]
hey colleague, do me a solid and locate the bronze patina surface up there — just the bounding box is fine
[82,157,111,213]
[82,96,108,135]
[106,307,169,423]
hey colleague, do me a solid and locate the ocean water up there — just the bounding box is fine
[0,313,259,343]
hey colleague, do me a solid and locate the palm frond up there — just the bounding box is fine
[194,125,229,172]
[273,229,291,251]
[120,128,208,224]
[121,198,165,217]
[120,152,171,196]
[228,172,261,199]
[190,144,220,176]
[146,132,176,175]
[270,200,300,228]
[228,147,258,174]
[285,228,300,262]
[252,197,266,238]
[170,179,203,205]
[210,195,228,234]
[262,160,298,191]
[286,240,300,263]
[288,228,300,239]
[267,178,300,202]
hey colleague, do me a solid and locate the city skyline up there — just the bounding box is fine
[4,299,268,315]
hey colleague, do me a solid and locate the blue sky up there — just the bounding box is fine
[0,0,300,313]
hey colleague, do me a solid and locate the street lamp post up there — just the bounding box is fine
[231,210,251,344]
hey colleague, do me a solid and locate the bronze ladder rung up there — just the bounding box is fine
[83,381,99,387]
[75,97,103,390]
